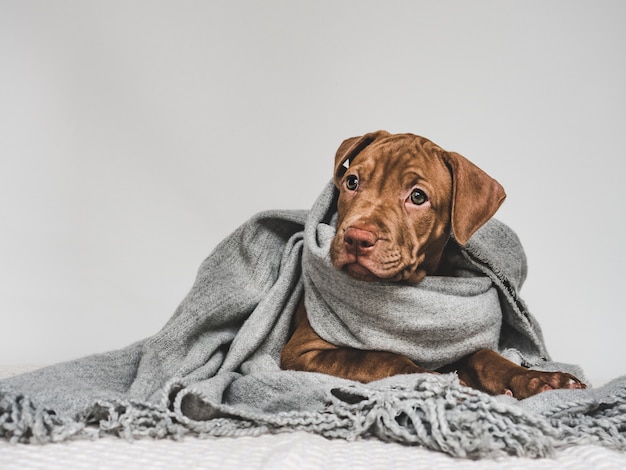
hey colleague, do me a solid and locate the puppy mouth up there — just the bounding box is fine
[330,229,407,282]
[342,262,380,282]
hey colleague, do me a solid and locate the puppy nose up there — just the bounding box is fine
[344,227,378,254]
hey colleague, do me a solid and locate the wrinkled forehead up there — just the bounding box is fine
[350,136,451,184]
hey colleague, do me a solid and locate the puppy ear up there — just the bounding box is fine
[334,130,389,186]
[441,151,506,245]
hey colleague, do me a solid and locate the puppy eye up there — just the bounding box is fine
[345,175,359,191]
[409,189,428,205]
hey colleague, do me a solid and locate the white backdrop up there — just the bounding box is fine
[1,1,624,385]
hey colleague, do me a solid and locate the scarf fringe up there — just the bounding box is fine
[4,375,626,459]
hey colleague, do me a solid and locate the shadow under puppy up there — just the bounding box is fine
[281,130,585,400]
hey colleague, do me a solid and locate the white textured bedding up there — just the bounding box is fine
[3,432,626,470]
[2,366,626,470]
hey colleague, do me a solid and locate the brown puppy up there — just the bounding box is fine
[281,130,585,399]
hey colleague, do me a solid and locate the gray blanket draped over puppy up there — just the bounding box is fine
[2,182,626,459]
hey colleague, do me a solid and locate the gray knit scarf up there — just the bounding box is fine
[1,181,626,459]
[303,215,502,370]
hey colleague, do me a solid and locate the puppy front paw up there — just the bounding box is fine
[505,370,585,399]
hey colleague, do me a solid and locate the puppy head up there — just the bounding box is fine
[331,130,505,284]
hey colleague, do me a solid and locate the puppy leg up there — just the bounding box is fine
[449,349,586,399]
[281,298,429,383]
